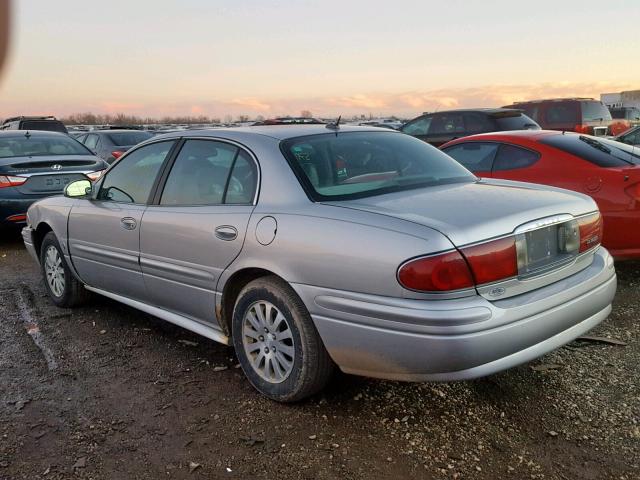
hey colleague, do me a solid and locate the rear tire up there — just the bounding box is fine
[40,231,89,308]
[232,276,334,402]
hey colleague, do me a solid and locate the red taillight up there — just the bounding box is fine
[578,212,603,253]
[460,237,518,285]
[85,169,106,181]
[111,150,124,160]
[0,175,27,188]
[574,124,591,134]
[398,251,474,292]
[6,214,27,222]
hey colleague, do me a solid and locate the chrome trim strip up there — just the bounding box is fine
[84,285,229,345]
[15,170,97,178]
[514,213,574,235]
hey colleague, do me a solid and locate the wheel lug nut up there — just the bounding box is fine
[272,346,276,352]
[259,335,264,341]
[264,327,268,333]
[264,347,269,354]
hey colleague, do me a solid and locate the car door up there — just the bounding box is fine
[441,142,498,177]
[139,138,258,324]
[67,140,177,301]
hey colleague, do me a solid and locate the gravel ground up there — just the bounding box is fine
[0,229,638,479]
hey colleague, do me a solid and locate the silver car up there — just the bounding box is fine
[22,125,617,401]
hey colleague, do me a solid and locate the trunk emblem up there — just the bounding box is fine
[489,287,506,297]
[51,164,62,171]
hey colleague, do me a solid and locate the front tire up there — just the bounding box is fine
[40,231,89,308]
[232,276,334,402]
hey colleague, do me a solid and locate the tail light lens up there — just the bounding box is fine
[6,214,27,222]
[460,237,518,285]
[574,124,591,134]
[111,150,125,160]
[578,212,603,252]
[398,251,474,292]
[0,175,27,188]
[85,170,106,181]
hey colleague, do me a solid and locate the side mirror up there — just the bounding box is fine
[65,179,92,198]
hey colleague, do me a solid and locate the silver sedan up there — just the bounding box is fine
[22,125,616,401]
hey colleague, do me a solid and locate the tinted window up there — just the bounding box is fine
[160,140,238,206]
[442,142,498,172]
[107,131,153,146]
[429,113,465,135]
[401,116,431,136]
[545,102,579,124]
[225,150,258,204]
[20,120,67,133]
[581,101,612,122]
[84,134,99,150]
[282,131,475,201]
[98,141,173,203]
[540,134,639,167]
[619,129,640,145]
[463,113,494,134]
[493,144,540,171]
[495,113,540,130]
[0,134,93,158]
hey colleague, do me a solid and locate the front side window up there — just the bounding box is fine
[160,140,256,206]
[401,116,431,136]
[282,131,475,201]
[98,141,174,203]
[84,134,99,150]
[493,144,540,171]
[442,142,498,172]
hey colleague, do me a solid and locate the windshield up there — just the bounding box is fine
[281,131,475,201]
[107,131,153,146]
[0,134,93,158]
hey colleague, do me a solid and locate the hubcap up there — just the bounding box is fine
[242,300,295,383]
[44,245,65,297]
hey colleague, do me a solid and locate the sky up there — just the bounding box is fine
[0,0,638,119]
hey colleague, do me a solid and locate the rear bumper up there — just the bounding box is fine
[293,247,616,381]
[0,196,39,225]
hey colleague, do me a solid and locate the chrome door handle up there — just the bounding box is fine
[120,217,137,230]
[215,225,238,241]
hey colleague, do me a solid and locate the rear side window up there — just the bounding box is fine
[545,102,579,124]
[493,144,540,171]
[84,134,99,150]
[160,140,257,206]
[540,134,637,167]
[429,113,465,135]
[401,116,431,136]
[462,113,494,134]
[581,101,612,122]
[442,142,498,172]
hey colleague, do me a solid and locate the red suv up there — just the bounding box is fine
[502,98,628,136]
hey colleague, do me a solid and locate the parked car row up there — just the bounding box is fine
[22,124,616,402]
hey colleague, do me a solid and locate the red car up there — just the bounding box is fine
[441,130,640,259]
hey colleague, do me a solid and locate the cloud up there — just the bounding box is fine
[228,97,272,112]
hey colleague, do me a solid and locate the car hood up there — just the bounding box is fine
[325,179,598,246]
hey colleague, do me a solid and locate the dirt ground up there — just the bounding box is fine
[0,229,638,480]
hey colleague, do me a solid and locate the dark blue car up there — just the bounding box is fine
[0,130,108,226]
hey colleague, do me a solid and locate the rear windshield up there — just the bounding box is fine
[107,131,153,146]
[495,113,540,130]
[581,101,612,122]
[20,120,68,133]
[0,134,93,158]
[540,133,640,167]
[281,131,475,201]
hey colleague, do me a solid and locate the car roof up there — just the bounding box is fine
[152,124,393,141]
[91,129,151,134]
[0,130,70,139]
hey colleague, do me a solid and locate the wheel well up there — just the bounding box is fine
[33,223,53,257]
[219,268,276,336]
